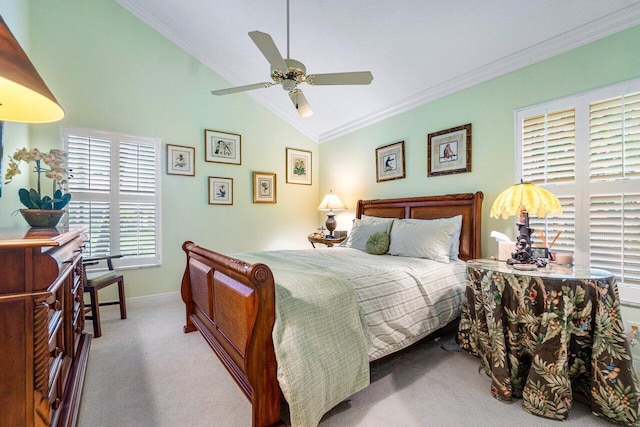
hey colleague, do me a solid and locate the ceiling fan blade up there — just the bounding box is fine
[306,71,373,86]
[211,82,275,96]
[248,31,288,72]
[289,89,313,118]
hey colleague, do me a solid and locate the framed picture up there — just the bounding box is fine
[205,129,241,165]
[253,171,277,203]
[531,246,549,260]
[208,176,233,205]
[166,144,195,176]
[427,123,472,177]
[286,148,312,185]
[375,140,406,182]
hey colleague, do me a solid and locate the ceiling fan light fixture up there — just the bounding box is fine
[289,89,312,117]
[282,79,296,91]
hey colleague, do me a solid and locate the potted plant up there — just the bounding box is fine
[4,147,71,227]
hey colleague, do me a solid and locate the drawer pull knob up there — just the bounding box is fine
[50,346,62,358]
[51,300,62,311]
[51,398,61,410]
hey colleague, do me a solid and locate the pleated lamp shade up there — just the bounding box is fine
[0,15,64,123]
[490,182,562,219]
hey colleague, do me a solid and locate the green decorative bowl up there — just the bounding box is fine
[20,209,66,228]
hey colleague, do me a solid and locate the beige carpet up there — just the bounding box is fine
[78,294,612,427]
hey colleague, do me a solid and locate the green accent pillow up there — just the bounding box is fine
[365,231,390,255]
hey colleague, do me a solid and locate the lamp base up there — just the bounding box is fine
[325,212,336,238]
[506,211,547,267]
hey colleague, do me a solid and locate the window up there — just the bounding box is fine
[64,127,162,268]
[516,77,640,303]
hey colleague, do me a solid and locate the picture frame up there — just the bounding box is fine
[531,246,549,260]
[427,123,472,177]
[375,140,406,182]
[166,144,195,176]
[253,171,277,203]
[204,129,241,165]
[208,176,233,205]
[286,148,312,185]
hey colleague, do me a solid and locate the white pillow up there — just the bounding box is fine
[344,216,394,251]
[405,215,462,260]
[388,219,458,263]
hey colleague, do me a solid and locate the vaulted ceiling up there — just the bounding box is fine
[115,0,640,142]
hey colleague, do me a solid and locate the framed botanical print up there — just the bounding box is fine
[204,129,241,165]
[286,148,312,185]
[375,140,406,182]
[166,144,195,176]
[253,171,276,203]
[427,123,472,176]
[208,176,233,205]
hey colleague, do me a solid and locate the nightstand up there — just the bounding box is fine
[457,259,638,424]
[307,233,346,248]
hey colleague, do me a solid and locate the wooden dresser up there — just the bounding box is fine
[0,227,91,427]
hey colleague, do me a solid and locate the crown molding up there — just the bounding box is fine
[318,4,640,143]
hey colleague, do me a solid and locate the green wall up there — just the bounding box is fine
[0,0,319,298]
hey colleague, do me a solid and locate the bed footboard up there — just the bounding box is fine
[181,241,282,427]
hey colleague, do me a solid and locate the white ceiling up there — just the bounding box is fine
[115,0,640,143]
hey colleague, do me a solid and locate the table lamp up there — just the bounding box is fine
[490,180,562,266]
[0,15,65,123]
[317,190,346,238]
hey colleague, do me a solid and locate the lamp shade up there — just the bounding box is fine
[317,190,346,211]
[0,15,64,123]
[490,182,562,219]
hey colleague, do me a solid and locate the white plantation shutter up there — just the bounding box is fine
[64,127,161,268]
[590,93,640,181]
[120,203,157,257]
[589,194,640,286]
[529,195,576,254]
[66,135,111,192]
[517,77,640,302]
[67,201,111,257]
[522,108,575,184]
[521,108,576,252]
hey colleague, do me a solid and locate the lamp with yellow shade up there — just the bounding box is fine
[317,190,346,238]
[490,180,562,266]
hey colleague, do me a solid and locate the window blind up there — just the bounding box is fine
[522,108,575,184]
[64,128,162,268]
[590,92,640,181]
[517,78,640,303]
[522,108,576,252]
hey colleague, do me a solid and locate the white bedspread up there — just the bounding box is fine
[236,248,467,427]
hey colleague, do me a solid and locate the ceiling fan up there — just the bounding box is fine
[210,0,373,118]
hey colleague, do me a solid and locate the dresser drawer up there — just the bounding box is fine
[48,352,63,403]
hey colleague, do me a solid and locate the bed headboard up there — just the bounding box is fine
[355,192,484,261]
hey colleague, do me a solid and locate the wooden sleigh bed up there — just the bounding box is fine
[181,192,483,427]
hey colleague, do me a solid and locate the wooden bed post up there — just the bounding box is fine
[181,241,196,333]
[181,241,282,427]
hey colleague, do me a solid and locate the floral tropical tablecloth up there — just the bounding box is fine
[456,259,640,425]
